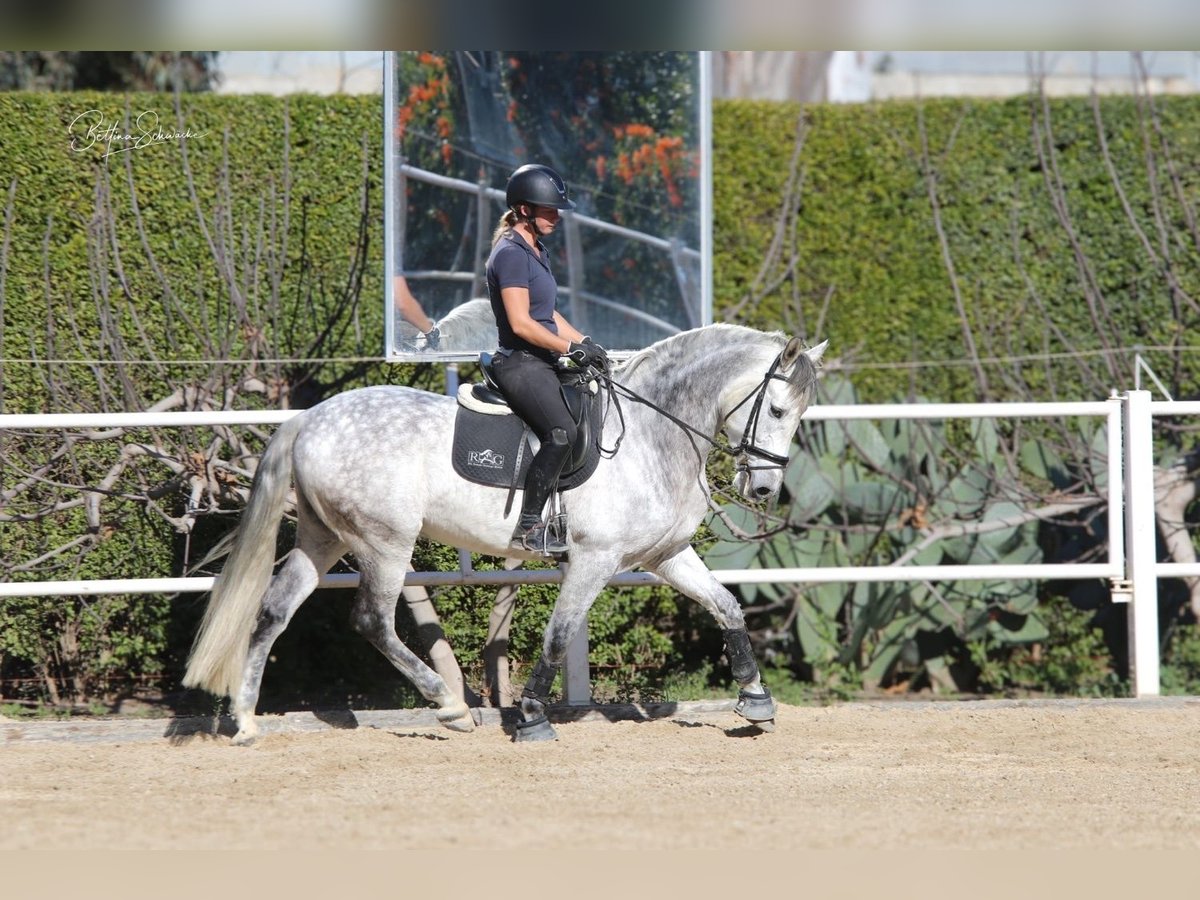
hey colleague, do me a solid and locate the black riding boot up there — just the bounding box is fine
[510,427,570,554]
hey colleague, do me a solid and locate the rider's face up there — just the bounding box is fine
[528,205,560,233]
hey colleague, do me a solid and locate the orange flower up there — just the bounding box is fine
[594,155,607,180]
[397,105,413,138]
[616,152,633,184]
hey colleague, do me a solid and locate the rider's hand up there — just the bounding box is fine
[583,338,609,373]
[566,339,606,370]
[422,325,441,350]
[567,338,609,372]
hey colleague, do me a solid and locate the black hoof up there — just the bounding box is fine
[512,714,558,743]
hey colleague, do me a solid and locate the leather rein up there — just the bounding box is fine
[589,350,801,472]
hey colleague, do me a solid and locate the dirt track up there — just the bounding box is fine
[3,699,1200,850]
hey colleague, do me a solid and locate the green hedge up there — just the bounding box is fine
[3,91,1200,708]
[0,92,385,407]
[714,95,1200,402]
[0,92,399,709]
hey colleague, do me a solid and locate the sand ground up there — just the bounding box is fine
[3,699,1199,850]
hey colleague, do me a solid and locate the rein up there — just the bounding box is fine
[589,350,797,471]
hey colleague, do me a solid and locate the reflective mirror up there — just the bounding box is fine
[384,51,711,361]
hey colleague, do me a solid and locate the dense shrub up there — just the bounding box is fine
[713,95,1200,402]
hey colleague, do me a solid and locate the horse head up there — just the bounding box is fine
[723,335,827,502]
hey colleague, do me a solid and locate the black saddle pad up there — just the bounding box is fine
[451,383,603,491]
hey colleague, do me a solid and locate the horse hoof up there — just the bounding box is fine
[734,686,777,726]
[512,714,558,743]
[436,701,475,733]
[231,730,258,747]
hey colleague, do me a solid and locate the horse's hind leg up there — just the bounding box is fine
[231,503,346,745]
[350,556,474,733]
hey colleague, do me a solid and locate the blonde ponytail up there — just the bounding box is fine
[491,210,519,247]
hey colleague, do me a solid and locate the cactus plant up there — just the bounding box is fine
[704,374,1094,691]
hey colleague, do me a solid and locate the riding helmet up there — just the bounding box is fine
[505,164,576,211]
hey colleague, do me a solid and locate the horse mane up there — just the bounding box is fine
[614,324,819,416]
[617,323,762,374]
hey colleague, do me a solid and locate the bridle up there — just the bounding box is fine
[720,351,795,473]
[591,349,804,472]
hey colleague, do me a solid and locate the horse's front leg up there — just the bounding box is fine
[646,546,778,732]
[513,556,616,743]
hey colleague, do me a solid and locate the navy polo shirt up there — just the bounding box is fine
[486,231,559,355]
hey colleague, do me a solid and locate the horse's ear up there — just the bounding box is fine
[805,339,828,365]
[781,336,805,369]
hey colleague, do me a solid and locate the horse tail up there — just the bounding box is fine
[182,413,305,700]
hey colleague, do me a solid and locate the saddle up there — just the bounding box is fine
[451,354,604,503]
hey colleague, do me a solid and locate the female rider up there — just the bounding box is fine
[485,164,609,554]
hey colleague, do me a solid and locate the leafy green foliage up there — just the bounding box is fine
[0,90,394,708]
[703,374,1110,692]
[713,95,1200,404]
[7,89,1200,708]
[1160,623,1200,695]
[969,596,1124,697]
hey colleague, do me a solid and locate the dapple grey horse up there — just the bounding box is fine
[184,324,825,742]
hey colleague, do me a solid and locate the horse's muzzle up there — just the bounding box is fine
[734,466,783,502]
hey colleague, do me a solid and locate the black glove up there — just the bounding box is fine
[422,325,440,350]
[585,339,610,372]
[567,338,609,372]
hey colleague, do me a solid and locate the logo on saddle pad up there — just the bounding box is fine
[467,448,505,469]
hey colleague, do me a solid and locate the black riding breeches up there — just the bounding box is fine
[490,350,579,523]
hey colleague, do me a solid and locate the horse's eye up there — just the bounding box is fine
[769,406,784,419]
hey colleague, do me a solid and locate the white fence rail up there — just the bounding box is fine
[0,391,1188,698]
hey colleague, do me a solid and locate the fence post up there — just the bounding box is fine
[1122,389,1160,696]
[562,622,592,706]
[562,213,589,336]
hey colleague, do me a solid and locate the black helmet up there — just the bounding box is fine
[505,164,576,211]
